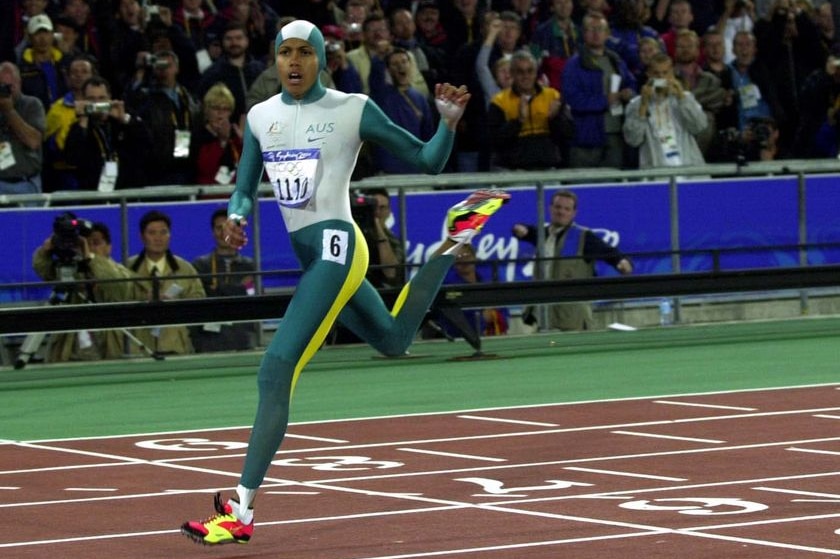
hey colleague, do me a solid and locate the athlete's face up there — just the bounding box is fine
[276,38,320,99]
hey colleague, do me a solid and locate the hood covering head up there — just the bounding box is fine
[275,20,326,72]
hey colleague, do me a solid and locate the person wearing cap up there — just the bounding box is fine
[18,14,69,111]
[180,19,510,546]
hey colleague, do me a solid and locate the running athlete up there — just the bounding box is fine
[181,20,509,545]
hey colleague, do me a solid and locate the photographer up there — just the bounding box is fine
[32,215,134,362]
[623,53,707,169]
[0,61,45,196]
[353,188,405,289]
[64,76,153,191]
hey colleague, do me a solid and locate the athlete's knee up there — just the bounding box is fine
[257,350,296,384]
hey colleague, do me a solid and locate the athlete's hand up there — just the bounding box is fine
[434,83,470,130]
[223,216,248,250]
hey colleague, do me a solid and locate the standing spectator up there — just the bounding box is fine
[530,0,580,91]
[191,208,257,353]
[606,0,661,82]
[415,0,452,84]
[659,0,694,58]
[198,22,265,123]
[0,61,45,196]
[754,0,824,157]
[218,0,278,64]
[63,76,152,191]
[31,219,134,361]
[59,0,101,64]
[814,2,838,60]
[125,49,200,186]
[513,189,633,331]
[190,83,242,185]
[487,49,573,169]
[673,29,725,155]
[729,30,780,135]
[623,52,708,168]
[43,54,96,192]
[347,13,429,98]
[702,27,738,136]
[12,0,51,58]
[127,210,206,355]
[563,12,637,169]
[794,51,840,158]
[172,0,219,73]
[390,7,437,91]
[18,14,68,111]
[716,0,756,64]
[107,0,147,98]
[140,5,203,94]
[476,15,513,108]
[441,0,484,51]
[321,24,363,94]
[369,47,436,174]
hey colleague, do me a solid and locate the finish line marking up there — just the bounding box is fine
[654,400,756,411]
[397,448,506,462]
[611,430,726,444]
[564,466,687,482]
[457,415,559,427]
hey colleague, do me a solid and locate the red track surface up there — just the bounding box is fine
[3,385,840,558]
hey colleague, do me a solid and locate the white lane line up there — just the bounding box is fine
[564,466,687,482]
[813,414,840,420]
[654,400,756,411]
[611,430,725,444]
[397,448,506,462]
[65,488,118,492]
[787,446,840,456]
[753,486,840,500]
[0,487,19,490]
[286,434,349,443]
[457,414,559,427]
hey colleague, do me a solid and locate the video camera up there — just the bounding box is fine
[50,212,94,266]
[350,193,377,232]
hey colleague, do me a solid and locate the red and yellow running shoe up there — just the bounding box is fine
[181,492,253,545]
[446,189,511,243]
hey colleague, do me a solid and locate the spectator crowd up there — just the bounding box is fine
[2,0,840,197]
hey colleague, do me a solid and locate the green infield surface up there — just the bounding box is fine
[1,316,838,441]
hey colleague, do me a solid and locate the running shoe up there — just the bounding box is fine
[446,189,511,243]
[181,492,253,545]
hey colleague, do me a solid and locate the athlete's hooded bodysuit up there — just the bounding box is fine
[228,21,460,491]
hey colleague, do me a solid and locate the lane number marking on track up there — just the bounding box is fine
[271,456,403,471]
[135,438,249,451]
[455,477,592,498]
[620,497,768,515]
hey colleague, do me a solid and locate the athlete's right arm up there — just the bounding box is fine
[227,119,262,219]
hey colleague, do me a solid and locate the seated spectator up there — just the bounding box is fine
[172,0,219,73]
[369,47,435,174]
[31,217,134,361]
[190,83,242,185]
[487,49,573,170]
[390,7,437,92]
[359,188,405,290]
[716,0,756,64]
[623,52,708,169]
[125,49,200,186]
[218,0,278,64]
[729,30,780,135]
[191,208,257,352]
[659,0,694,58]
[414,0,452,84]
[701,27,739,137]
[64,76,153,191]
[321,24,363,94]
[127,210,206,355]
[530,0,580,92]
[140,6,203,93]
[0,61,46,196]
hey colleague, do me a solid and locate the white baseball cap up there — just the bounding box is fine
[27,14,54,35]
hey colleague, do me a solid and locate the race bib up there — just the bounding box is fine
[265,148,320,209]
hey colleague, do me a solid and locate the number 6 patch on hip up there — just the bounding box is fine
[322,228,349,265]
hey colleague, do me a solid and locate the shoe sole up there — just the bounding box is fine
[180,525,250,545]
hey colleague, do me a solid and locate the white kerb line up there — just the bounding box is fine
[654,400,757,411]
[457,415,559,427]
[611,431,726,444]
[397,448,507,462]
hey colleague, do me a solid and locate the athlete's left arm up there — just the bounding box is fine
[359,100,454,174]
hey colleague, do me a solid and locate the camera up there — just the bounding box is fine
[143,53,170,69]
[0,83,11,97]
[350,194,377,232]
[84,101,112,115]
[50,212,93,265]
[748,118,773,149]
[651,78,668,89]
[347,22,362,34]
[327,40,342,54]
